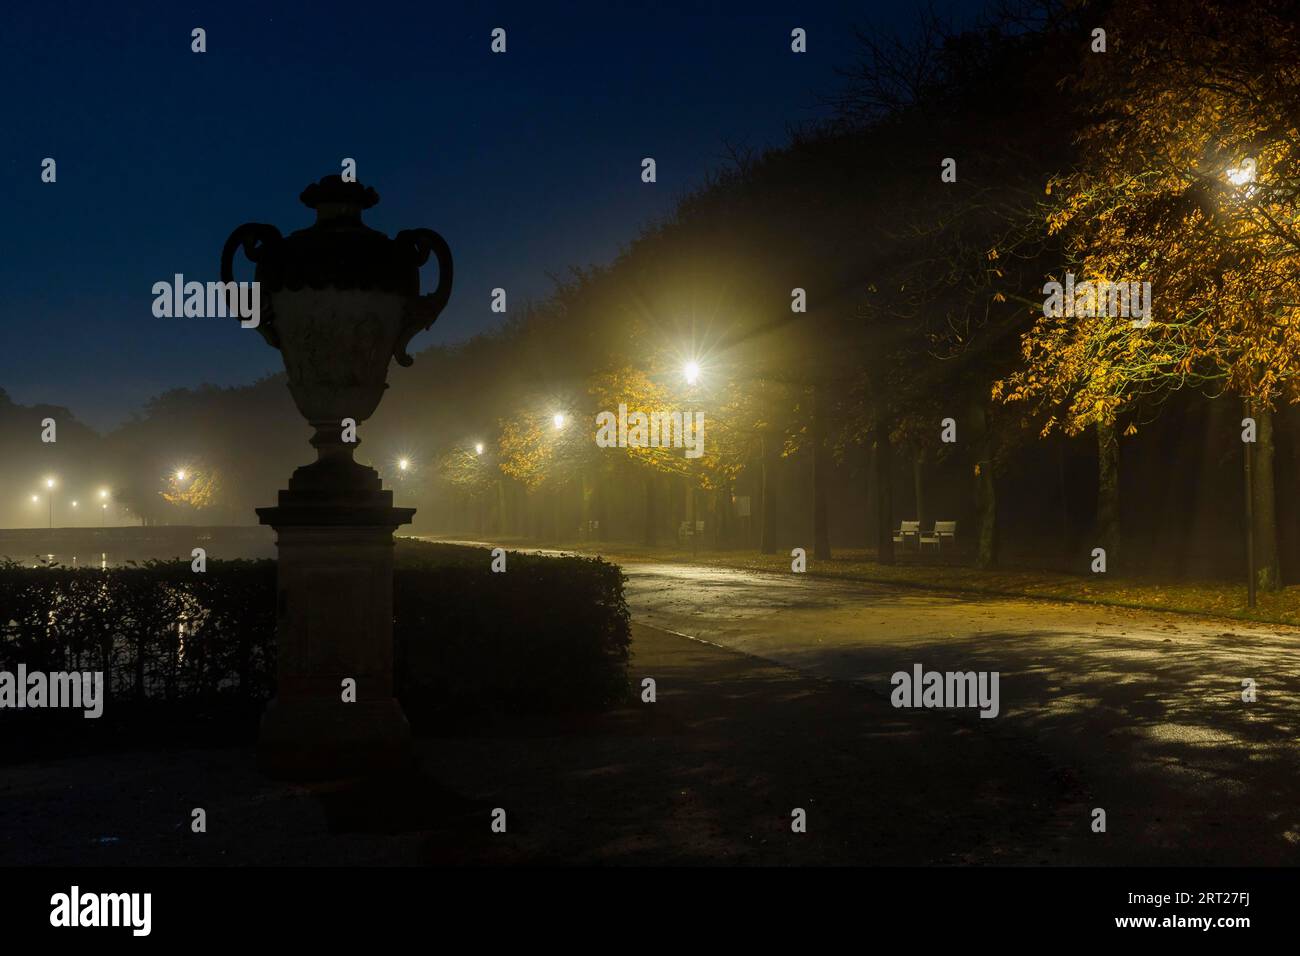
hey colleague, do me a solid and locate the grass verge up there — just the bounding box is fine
[430,537,1300,628]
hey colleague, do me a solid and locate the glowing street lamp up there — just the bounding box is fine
[99,488,109,500]
[176,469,188,482]
[398,458,410,472]
[553,413,566,430]
[683,360,701,386]
[474,442,484,456]
[1226,158,1257,189]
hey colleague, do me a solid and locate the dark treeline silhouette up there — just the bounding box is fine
[5,0,1298,584]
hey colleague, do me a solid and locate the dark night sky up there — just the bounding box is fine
[1,1,969,430]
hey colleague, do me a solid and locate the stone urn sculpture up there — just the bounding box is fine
[222,175,452,776]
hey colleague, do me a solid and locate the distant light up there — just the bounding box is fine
[176,470,187,481]
[98,488,109,500]
[45,477,55,489]
[31,495,39,503]
[553,413,566,430]
[475,442,485,456]
[71,501,78,508]
[398,458,410,471]
[101,503,107,510]
[684,360,701,385]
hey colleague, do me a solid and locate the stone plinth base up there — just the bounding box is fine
[255,467,415,780]
[258,696,411,779]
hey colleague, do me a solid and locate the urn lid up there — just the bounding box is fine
[256,176,418,295]
[299,175,379,211]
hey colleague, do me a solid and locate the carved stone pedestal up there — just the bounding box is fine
[255,460,414,779]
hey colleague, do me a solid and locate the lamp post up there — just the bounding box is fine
[1226,159,1259,608]
[224,175,453,777]
[682,361,702,557]
[548,414,567,538]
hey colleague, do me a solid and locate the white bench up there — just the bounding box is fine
[919,520,957,551]
[892,520,920,548]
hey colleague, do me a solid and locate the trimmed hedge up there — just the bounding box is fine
[0,543,630,754]
[0,559,274,703]
[395,542,631,725]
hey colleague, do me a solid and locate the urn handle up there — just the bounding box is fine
[394,228,454,367]
[221,223,284,347]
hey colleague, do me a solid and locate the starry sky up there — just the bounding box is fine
[1,0,971,430]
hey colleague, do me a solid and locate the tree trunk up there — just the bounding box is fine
[643,471,657,546]
[1255,402,1281,590]
[760,430,778,554]
[684,473,695,543]
[912,450,927,529]
[971,404,998,569]
[812,385,832,560]
[865,442,877,548]
[1096,419,1120,572]
[581,472,592,540]
[715,484,731,550]
[873,414,895,565]
[1285,406,1300,580]
[595,474,608,542]
[1058,436,1070,562]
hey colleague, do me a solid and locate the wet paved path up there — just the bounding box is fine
[450,540,1300,864]
[615,559,1300,864]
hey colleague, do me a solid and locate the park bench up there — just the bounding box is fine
[892,520,921,549]
[919,520,957,552]
[677,520,705,545]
